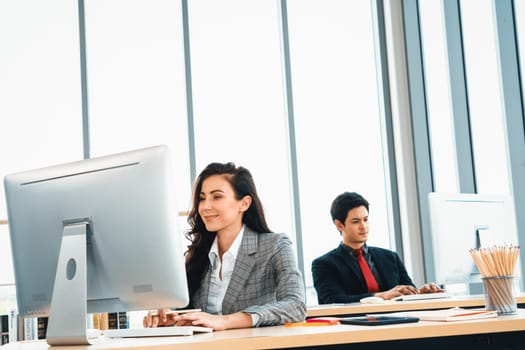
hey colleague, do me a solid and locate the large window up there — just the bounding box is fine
[419,0,459,193]
[0,0,406,309]
[189,0,294,241]
[83,0,395,304]
[85,0,191,214]
[2,0,523,315]
[419,0,513,195]
[416,0,517,288]
[287,0,393,292]
[0,0,84,215]
[460,0,511,195]
[0,0,84,313]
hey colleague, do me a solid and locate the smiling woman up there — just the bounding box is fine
[185,162,305,329]
[144,162,306,331]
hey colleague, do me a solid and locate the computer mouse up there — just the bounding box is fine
[359,296,385,304]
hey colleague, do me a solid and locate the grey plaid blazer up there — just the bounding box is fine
[191,227,306,326]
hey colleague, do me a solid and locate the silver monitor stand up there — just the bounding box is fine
[46,220,92,346]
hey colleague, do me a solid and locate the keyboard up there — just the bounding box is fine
[393,292,450,302]
[103,326,213,338]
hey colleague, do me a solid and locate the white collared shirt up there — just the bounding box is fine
[206,225,245,315]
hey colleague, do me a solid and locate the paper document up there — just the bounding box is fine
[402,307,497,322]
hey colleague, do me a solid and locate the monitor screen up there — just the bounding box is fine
[428,192,521,290]
[4,145,189,344]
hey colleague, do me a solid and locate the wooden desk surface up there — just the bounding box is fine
[307,292,525,317]
[3,309,525,350]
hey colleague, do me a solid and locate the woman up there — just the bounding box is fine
[145,162,306,330]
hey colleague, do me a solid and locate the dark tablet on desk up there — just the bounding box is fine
[340,316,420,326]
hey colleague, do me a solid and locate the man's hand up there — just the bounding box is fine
[418,282,444,294]
[375,284,418,300]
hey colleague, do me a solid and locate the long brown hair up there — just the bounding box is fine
[185,162,271,300]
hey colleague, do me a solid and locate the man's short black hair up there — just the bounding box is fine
[330,192,369,223]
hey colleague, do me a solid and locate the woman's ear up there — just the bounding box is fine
[239,195,252,212]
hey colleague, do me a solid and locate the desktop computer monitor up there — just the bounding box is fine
[4,145,189,345]
[428,192,521,292]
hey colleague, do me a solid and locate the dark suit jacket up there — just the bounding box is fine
[312,244,414,304]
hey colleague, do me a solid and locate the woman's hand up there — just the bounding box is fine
[143,309,178,328]
[174,311,253,331]
[174,312,227,330]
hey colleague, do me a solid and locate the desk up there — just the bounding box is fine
[307,292,525,317]
[2,309,525,350]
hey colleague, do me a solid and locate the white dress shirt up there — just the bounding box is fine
[206,225,245,315]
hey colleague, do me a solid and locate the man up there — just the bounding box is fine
[312,192,442,304]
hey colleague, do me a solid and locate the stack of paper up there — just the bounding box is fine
[403,307,497,322]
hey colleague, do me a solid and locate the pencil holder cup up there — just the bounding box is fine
[481,276,517,315]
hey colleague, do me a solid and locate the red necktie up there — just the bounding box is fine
[356,248,380,293]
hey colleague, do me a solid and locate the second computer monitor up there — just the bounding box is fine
[428,192,521,292]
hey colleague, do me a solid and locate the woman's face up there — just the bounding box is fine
[198,175,251,236]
